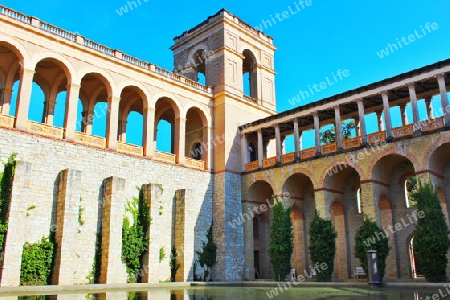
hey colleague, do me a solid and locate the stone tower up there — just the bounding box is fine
[171,9,277,280]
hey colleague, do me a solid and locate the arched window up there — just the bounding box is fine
[248,142,257,162]
[192,49,206,84]
[242,50,258,99]
[405,176,418,208]
[356,188,362,214]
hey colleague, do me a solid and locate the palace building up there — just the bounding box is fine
[0,5,449,285]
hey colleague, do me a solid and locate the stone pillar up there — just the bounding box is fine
[313,111,321,155]
[436,74,450,125]
[106,96,120,150]
[381,91,393,139]
[99,177,127,284]
[424,96,433,119]
[174,189,195,282]
[0,160,32,287]
[274,124,281,164]
[407,83,420,132]
[257,129,263,168]
[52,169,82,285]
[141,184,163,283]
[360,181,380,225]
[334,105,343,150]
[43,89,57,125]
[203,126,212,170]
[1,88,12,115]
[376,110,384,131]
[14,69,35,130]
[82,110,93,134]
[64,84,80,141]
[241,133,247,172]
[118,119,127,142]
[175,118,186,165]
[293,118,300,160]
[314,189,329,219]
[354,117,360,136]
[399,104,408,126]
[143,107,155,158]
[242,202,254,280]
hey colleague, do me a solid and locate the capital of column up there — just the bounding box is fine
[108,96,121,103]
[406,82,416,89]
[334,105,340,111]
[175,117,187,123]
[356,98,364,105]
[21,69,36,76]
[66,83,81,90]
[434,73,446,81]
[380,90,389,98]
[312,111,319,117]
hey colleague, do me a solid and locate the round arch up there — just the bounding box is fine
[77,67,116,97]
[30,52,76,84]
[152,92,182,118]
[367,147,421,178]
[116,81,151,109]
[319,160,365,186]
[183,105,211,127]
[187,44,210,64]
[0,34,30,67]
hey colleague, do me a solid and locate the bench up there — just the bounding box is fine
[354,267,366,278]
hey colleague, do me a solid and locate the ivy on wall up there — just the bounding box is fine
[0,153,17,253]
[20,237,54,286]
[122,188,151,283]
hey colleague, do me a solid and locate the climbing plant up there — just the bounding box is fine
[169,246,180,282]
[268,199,293,281]
[20,237,54,286]
[0,153,17,253]
[121,188,151,283]
[87,230,102,284]
[308,210,337,281]
[195,223,217,281]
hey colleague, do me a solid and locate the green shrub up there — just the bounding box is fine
[20,237,54,286]
[169,246,180,282]
[0,153,17,253]
[412,182,450,282]
[308,210,337,281]
[354,218,390,282]
[268,200,293,281]
[195,223,217,281]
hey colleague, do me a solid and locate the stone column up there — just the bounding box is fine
[399,104,408,126]
[424,96,433,119]
[203,126,212,170]
[52,169,82,285]
[143,107,155,158]
[118,119,127,142]
[257,129,263,168]
[174,189,195,282]
[313,111,321,155]
[376,110,384,131]
[82,110,93,134]
[0,88,12,115]
[242,202,255,280]
[407,82,420,133]
[293,118,300,160]
[274,124,282,164]
[64,84,80,141]
[381,91,393,139]
[0,160,32,287]
[175,117,186,165]
[99,177,127,284]
[334,105,343,150]
[314,189,329,219]
[436,74,450,125]
[241,133,247,171]
[141,184,163,283]
[354,117,360,137]
[43,89,57,125]
[106,96,120,150]
[14,69,35,130]
[360,181,380,225]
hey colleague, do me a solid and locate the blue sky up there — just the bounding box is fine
[3,0,450,151]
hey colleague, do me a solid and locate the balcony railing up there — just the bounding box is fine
[301,148,316,160]
[154,150,176,164]
[185,157,205,170]
[0,115,15,128]
[27,121,64,139]
[343,137,361,150]
[245,161,259,172]
[368,131,386,144]
[117,141,143,156]
[281,152,296,164]
[263,157,277,168]
[75,132,106,148]
[422,117,444,132]
[322,142,337,155]
[393,124,413,138]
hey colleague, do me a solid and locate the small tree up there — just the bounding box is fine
[411,182,450,282]
[354,218,390,282]
[169,246,180,282]
[320,121,355,145]
[268,199,293,281]
[196,223,217,281]
[308,210,337,281]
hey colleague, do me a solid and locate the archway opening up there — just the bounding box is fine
[242,49,258,99]
[119,86,146,146]
[0,42,23,117]
[155,97,178,154]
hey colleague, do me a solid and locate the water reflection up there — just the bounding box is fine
[2,287,449,300]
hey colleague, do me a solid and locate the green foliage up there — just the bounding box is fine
[78,197,85,226]
[25,205,36,217]
[170,246,180,282]
[406,176,418,207]
[195,223,217,281]
[308,210,337,281]
[159,246,165,263]
[87,231,102,284]
[0,153,17,253]
[412,182,450,282]
[268,199,293,281]
[121,188,151,283]
[354,218,390,282]
[320,121,355,145]
[20,237,54,286]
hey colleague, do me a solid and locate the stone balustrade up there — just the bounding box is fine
[281,152,295,164]
[0,114,14,128]
[117,142,143,156]
[154,150,176,164]
[422,117,444,132]
[368,131,386,144]
[263,156,277,168]
[184,157,205,170]
[322,142,337,155]
[26,121,64,139]
[393,124,414,138]
[301,148,316,160]
[343,137,361,150]
[75,132,106,148]
[245,161,259,172]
